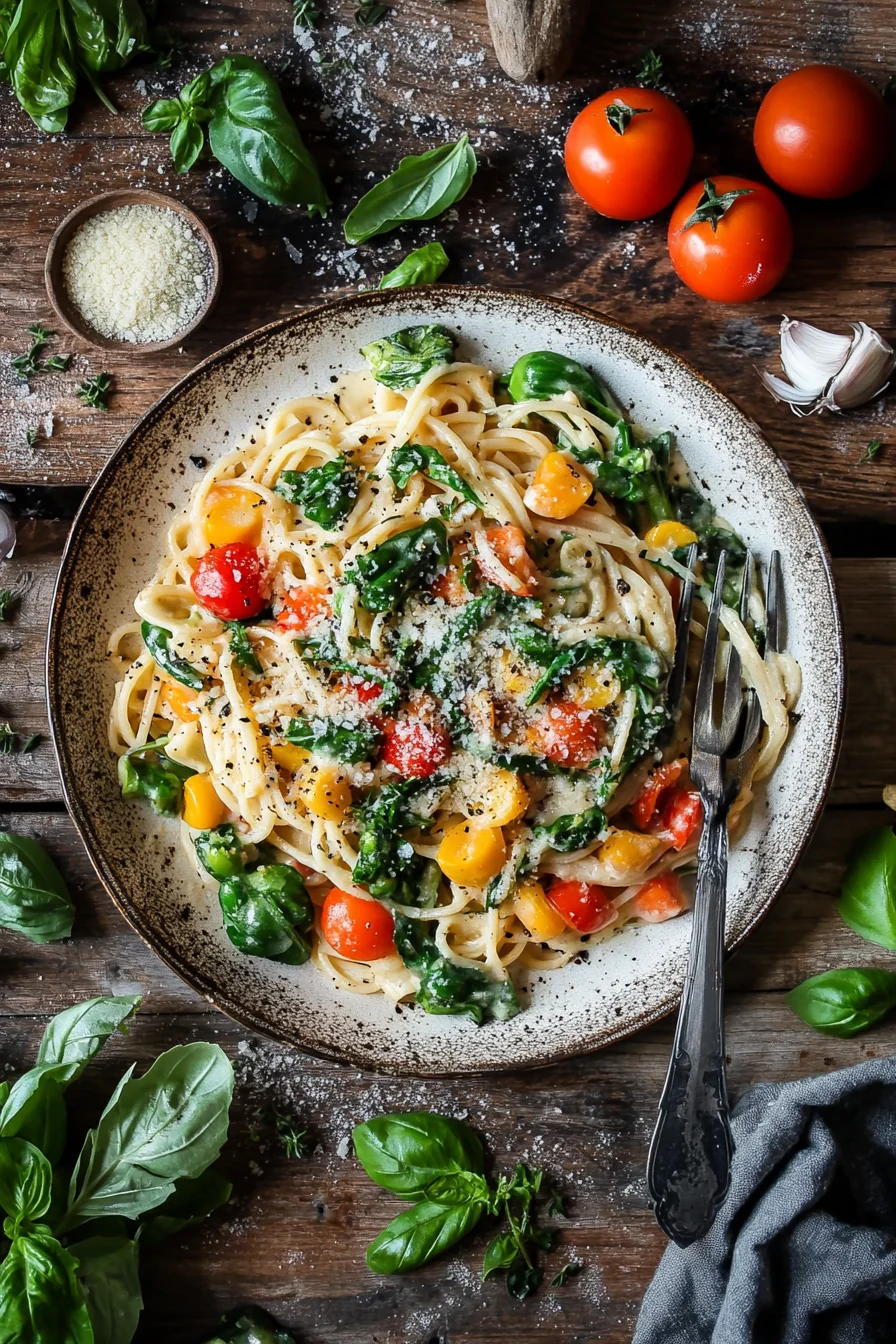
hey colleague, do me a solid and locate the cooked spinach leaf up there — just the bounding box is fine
[284,715,381,764]
[533,805,607,853]
[118,738,195,816]
[509,627,666,706]
[218,865,313,964]
[353,780,442,906]
[395,917,520,1023]
[224,621,262,675]
[346,519,450,614]
[389,442,482,508]
[275,456,360,529]
[344,137,476,245]
[296,637,402,713]
[194,824,245,881]
[361,324,456,390]
[141,621,205,690]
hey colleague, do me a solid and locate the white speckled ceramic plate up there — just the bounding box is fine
[48,287,844,1076]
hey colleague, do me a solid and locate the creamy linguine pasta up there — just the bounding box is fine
[109,326,801,1024]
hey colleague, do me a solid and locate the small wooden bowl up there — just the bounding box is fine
[44,189,222,354]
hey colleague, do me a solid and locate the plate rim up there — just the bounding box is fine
[46,284,846,1076]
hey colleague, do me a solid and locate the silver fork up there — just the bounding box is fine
[646,549,775,1246]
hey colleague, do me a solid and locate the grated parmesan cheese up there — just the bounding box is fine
[62,204,210,344]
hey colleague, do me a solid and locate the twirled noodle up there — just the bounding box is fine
[109,355,800,1015]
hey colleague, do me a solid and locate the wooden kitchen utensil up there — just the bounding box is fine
[485,0,590,82]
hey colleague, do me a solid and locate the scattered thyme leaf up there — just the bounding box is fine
[41,353,72,372]
[11,324,71,379]
[859,438,884,464]
[148,24,188,68]
[0,723,17,754]
[272,1106,313,1159]
[0,591,14,621]
[77,373,113,411]
[637,48,664,88]
[21,734,41,753]
[25,427,38,447]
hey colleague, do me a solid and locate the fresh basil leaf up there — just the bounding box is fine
[283,715,381,764]
[198,1303,296,1344]
[137,1166,232,1246]
[379,241,450,290]
[4,0,79,133]
[141,621,205,690]
[787,968,896,1037]
[344,135,476,245]
[0,1067,68,1164]
[424,1170,490,1206]
[37,995,140,1072]
[366,1198,483,1274]
[389,443,483,508]
[550,1260,582,1287]
[0,831,75,944]
[62,1042,234,1229]
[0,1137,52,1224]
[506,1258,543,1298]
[0,1226,93,1343]
[361,324,456,391]
[171,115,205,172]
[141,95,183,131]
[275,456,360,530]
[482,1228,518,1279]
[68,0,149,73]
[346,519,450,614]
[838,827,896,949]
[352,1111,484,1197]
[72,1234,142,1344]
[206,55,330,212]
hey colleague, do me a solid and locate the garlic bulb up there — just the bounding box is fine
[761,318,895,415]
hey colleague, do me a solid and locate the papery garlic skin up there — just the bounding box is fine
[762,317,895,415]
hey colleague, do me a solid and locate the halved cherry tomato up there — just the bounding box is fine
[667,176,792,302]
[630,759,685,830]
[277,583,331,633]
[432,542,470,605]
[754,65,888,200]
[381,717,452,778]
[547,879,616,934]
[321,888,396,962]
[565,87,694,221]
[659,789,703,851]
[627,872,686,923]
[528,700,603,768]
[191,543,266,621]
[475,525,540,598]
[339,671,383,704]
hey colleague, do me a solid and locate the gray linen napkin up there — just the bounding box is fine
[633,1056,896,1344]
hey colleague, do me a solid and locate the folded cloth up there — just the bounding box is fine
[633,1056,896,1344]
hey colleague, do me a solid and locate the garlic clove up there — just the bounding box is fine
[824,322,895,411]
[760,370,821,411]
[779,317,852,397]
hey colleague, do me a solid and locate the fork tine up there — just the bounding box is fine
[739,551,752,622]
[765,549,782,655]
[693,551,727,749]
[663,541,698,733]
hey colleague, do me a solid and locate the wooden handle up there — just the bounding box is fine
[485,0,591,83]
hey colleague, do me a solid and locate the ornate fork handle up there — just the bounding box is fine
[646,796,734,1246]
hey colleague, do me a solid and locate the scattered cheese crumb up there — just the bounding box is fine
[62,204,211,344]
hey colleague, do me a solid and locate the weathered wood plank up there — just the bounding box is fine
[0,0,894,523]
[2,531,893,804]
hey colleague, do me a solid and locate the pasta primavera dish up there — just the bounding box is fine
[109,325,800,1024]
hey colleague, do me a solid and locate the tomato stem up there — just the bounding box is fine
[604,101,652,135]
[682,177,755,232]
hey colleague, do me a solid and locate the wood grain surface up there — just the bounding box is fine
[1,1,895,1341]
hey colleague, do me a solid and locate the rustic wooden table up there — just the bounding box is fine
[1,2,895,1340]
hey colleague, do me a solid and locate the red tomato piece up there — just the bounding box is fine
[277,583,332,633]
[627,873,686,924]
[667,175,793,303]
[339,672,383,704]
[565,87,694,221]
[321,888,396,962]
[547,879,617,935]
[659,789,703,851]
[630,759,685,830]
[476,525,540,598]
[381,717,452,778]
[754,65,888,200]
[528,700,603,768]
[191,543,266,621]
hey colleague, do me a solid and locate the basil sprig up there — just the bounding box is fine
[0,996,233,1340]
[379,241,449,290]
[344,135,477,245]
[353,1111,568,1295]
[143,55,330,212]
[0,832,75,944]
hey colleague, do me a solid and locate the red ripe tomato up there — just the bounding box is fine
[547,880,616,934]
[754,65,889,199]
[191,543,266,620]
[667,176,793,302]
[339,672,383,704]
[276,583,331,632]
[630,759,685,829]
[627,873,685,924]
[475,525,540,598]
[565,87,694,221]
[659,789,703,851]
[321,888,396,962]
[381,717,452,778]
[528,700,603,768]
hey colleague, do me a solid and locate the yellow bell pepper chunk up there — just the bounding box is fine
[160,680,200,724]
[202,484,264,547]
[437,822,506,886]
[523,452,593,520]
[598,829,664,873]
[467,767,529,827]
[272,742,311,773]
[643,520,698,551]
[272,744,351,821]
[183,773,227,830]
[513,881,567,940]
[496,648,541,701]
[568,667,621,710]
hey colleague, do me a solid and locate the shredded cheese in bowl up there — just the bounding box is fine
[62,203,211,345]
